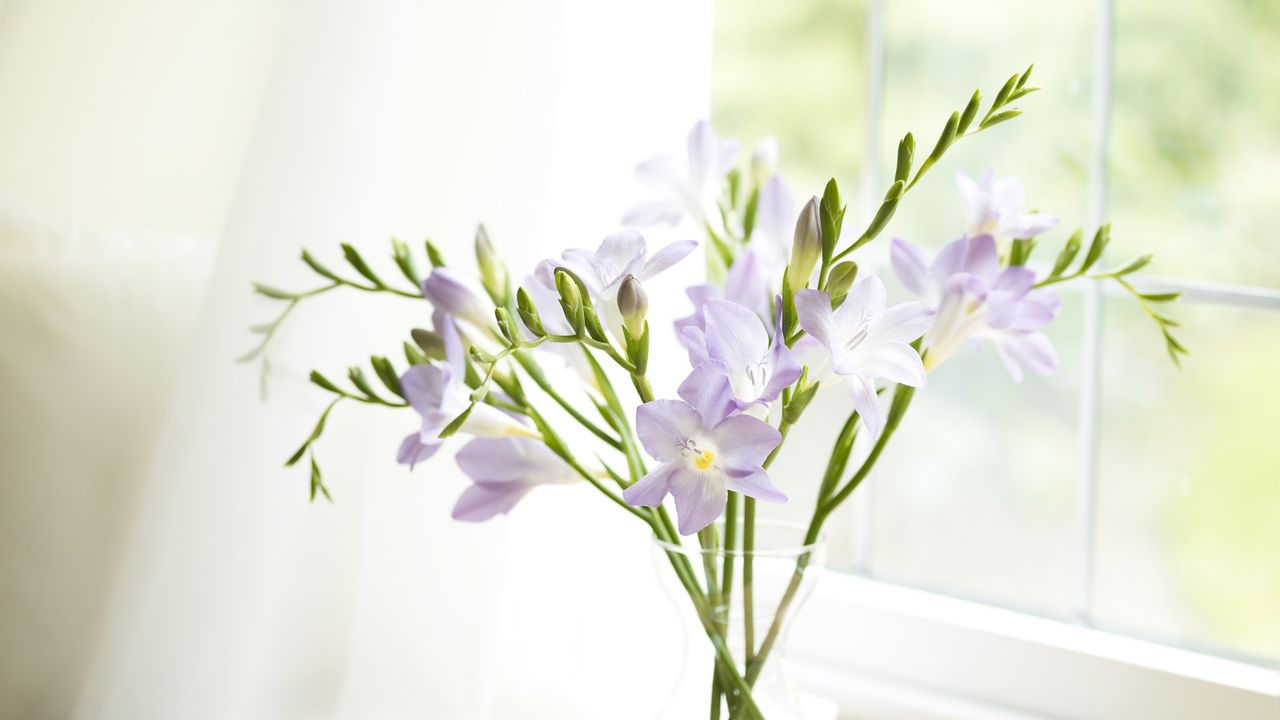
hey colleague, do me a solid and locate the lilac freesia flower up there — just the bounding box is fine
[538,229,695,340]
[956,170,1058,247]
[890,234,1061,382]
[397,315,535,469]
[678,298,801,422]
[623,399,785,535]
[623,120,739,230]
[674,250,771,356]
[794,277,934,438]
[452,437,578,521]
[422,267,493,331]
[746,173,797,281]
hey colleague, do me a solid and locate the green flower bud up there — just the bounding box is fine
[555,268,585,334]
[515,287,545,337]
[617,274,648,339]
[787,196,822,291]
[474,224,509,305]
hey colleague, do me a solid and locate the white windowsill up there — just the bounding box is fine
[788,574,1280,719]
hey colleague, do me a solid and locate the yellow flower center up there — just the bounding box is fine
[693,449,717,471]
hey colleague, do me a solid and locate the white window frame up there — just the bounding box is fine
[785,0,1280,716]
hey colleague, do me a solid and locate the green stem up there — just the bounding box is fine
[511,352,622,450]
[746,386,915,686]
[741,497,757,668]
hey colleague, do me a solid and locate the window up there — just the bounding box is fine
[712,0,1280,711]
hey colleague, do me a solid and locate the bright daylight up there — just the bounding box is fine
[1,1,1277,719]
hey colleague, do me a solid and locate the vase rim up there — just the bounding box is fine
[650,518,826,558]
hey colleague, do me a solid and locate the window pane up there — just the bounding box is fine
[864,291,1085,617]
[1095,299,1280,662]
[1110,0,1280,287]
[710,0,867,195]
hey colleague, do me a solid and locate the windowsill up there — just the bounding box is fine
[788,573,1280,719]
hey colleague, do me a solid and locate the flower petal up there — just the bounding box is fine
[397,432,441,469]
[451,483,531,522]
[401,363,452,418]
[668,469,728,535]
[794,289,836,347]
[875,301,936,344]
[623,464,677,507]
[422,268,492,329]
[862,342,927,387]
[678,361,738,426]
[710,413,781,469]
[890,238,931,297]
[594,230,649,285]
[703,299,771,375]
[638,239,698,280]
[848,374,886,439]
[834,275,887,335]
[724,468,787,504]
[995,332,1059,383]
[636,399,704,464]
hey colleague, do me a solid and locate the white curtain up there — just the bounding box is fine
[0,1,712,718]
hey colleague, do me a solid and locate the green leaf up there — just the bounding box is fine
[1008,237,1036,266]
[309,370,344,394]
[301,249,342,281]
[370,355,403,398]
[981,109,1023,129]
[437,403,475,439]
[957,89,982,134]
[1140,291,1183,303]
[1016,63,1035,90]
[309,452,332,503]
[252,282,297,300]
[286,397,342,467]
[347,366,382,400]
[1109,254,1152,276]
[1050,229,1084,277]
[404,340,430,366]
[424,238,445,266]
[391,237,421,287]
[341,243,385,288]
[1079,225,1111,272]
[410,328,447,360]
[991,72,1020,111]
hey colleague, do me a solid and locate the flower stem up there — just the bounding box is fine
[746,386,916,686]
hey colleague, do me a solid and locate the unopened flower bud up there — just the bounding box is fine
[786,196,822,291]
[474,224,509,305]
[410,328,447,361]
[554,269,585,333]
[515,287,545,337]
[617,274,648,339]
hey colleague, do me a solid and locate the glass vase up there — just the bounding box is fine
[650,518,833,719]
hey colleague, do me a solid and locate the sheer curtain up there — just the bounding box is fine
[43,1,713,718]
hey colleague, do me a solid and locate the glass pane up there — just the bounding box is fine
[1095,299,1280,663]
[710,0,867,195]
[880,0,1094,252]
[865,290,1086,618]
[1110,0,1280,287]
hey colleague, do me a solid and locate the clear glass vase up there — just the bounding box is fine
[650,519,833,720]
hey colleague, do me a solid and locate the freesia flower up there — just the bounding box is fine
[623,399,785,535]
[623,120,739,230]
[794,277,934,438]
[956,170,1058,248]
[538,229,696,340]
[674,250,771,357]
[890,234,1061,382]
[422,267,493,331]
[678,299,801,422]
[452,437,578,521]
[397,315,535,469]
[746,174,797,282]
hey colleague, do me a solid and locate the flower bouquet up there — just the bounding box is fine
[245,67,1184,718]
